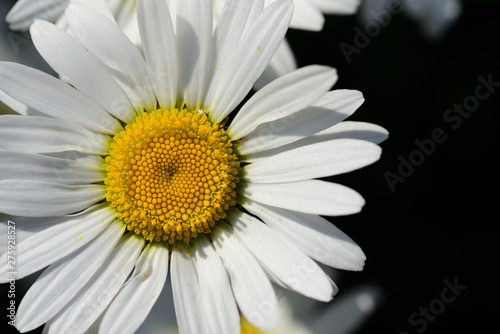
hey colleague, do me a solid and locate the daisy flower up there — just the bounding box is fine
[0,0,387,333]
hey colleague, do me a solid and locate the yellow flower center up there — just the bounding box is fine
[105,108,239,243]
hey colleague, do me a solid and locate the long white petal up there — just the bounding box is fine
[170,242,207,334]
[230,209,337,302]
[168,0,212,110]
[228,65,338,139]
[238,89,365,155]
[15,221,125,333]
[243,199,366,270]
[288,0,324,31]
[100,243,169,334]
[246,121,388,163]
[0,151,105,184]
[0,180,106,217]
[136,0,178,110]
[241,179,365,216]
[192,235,240,334]
[207,0,265,96]
[253,38,297,90]
[30,19,136,124]
[205,0,293,123]
[0,62,122,134]
[212,223,279,332]
[0,115,110,155]
[243,139,381,183]
[0,204,115,282]
[66,2,156,111]
[47,233,145,334]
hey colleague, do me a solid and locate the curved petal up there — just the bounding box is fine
[238,89,365,155]
[100,243,170,334]
[0,180,106,217]
[0,115,110,155]
[288,0,324,31]
[240,179,365,216]
[0,62,122,134]
[16,221,125,333]
[253,38,297,90]
[205,0,293,123]
[229,209,337,302]
[228,65,338,140]
[246,121,389,163]
[243,199,366,270]
[0,204,116,282]
[170,242,207,334]
[0,151,105,184]
[66,2,156,111]
[242,139,381,183]
[47,233,145,334]
[212,223,279,332]
[168,0,212,110]
[30,20,136,124]
[192,235,240,334]
[136,0,178,110]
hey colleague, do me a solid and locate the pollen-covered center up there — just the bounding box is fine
[105,108,239,243]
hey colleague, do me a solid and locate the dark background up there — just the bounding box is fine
[1,0,499,333]
[285,0,499,333]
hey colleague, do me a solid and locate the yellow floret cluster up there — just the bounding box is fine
[105,108,239,243]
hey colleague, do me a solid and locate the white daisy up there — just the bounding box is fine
[0,0,387,333]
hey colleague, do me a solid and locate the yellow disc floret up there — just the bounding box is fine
[105,108,239,243]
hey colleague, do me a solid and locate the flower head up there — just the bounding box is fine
[0,0,387,333]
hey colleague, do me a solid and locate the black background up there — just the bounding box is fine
[1,0,499,333]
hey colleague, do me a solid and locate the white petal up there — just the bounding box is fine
[47,233,145,334]
[205,0,293,123]
[0,204,115,282]
[253,38,297,90]
[168,0,212,109]
[6,0,68,30]
[0,62,122,134]
[212,223,279,332]
[0,180,106,217]
[100,243,170,334]
[16,221,125,333]
[246,121,388,163]
[192,235,240,334]
[309,0,360,14]
[288,0,324,31]
[208,0,265,92]
[0,151,105,184]
[170,243,207,334]
[230,209,337,301]
[66,2,156,111]
[136,0,178,110]
[0,115,111,155]
[228,65,338,140]
[241,179,365,216]
[243,139,381,183]
[30,20,136,123]
[238,89,365,155]
[243,199,366,270]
